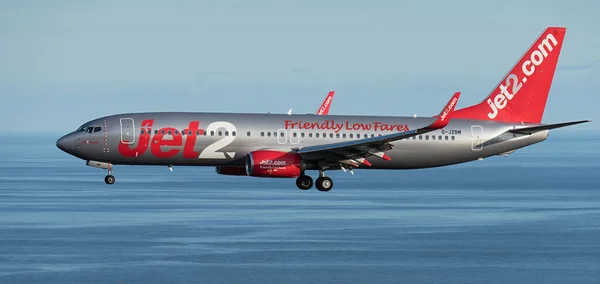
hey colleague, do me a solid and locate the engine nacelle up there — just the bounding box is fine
[215,166,247,176]
[245,150,302,178]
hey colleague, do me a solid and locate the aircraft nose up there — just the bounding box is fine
[56,134,73,153]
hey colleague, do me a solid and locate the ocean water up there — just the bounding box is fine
[1,131,599,284]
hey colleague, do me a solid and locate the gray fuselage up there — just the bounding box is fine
[56,112,549,170]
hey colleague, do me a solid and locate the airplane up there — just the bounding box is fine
[56,27,590,191]
[287,90,335,116]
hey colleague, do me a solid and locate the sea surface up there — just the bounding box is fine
[1,131,599,284]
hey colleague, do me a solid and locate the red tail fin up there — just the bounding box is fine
[453,27,566,123]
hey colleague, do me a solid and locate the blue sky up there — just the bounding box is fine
[1,0,599,131]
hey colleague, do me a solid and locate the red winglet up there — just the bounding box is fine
[315,90,335,115]
[429,92,461,129]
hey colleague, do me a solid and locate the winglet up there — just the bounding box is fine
[429,92,461,129]
[315,90,335,115]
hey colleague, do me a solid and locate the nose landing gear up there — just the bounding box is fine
[104,173,115,185]
[86,160,116,185]
[104,166,115,185]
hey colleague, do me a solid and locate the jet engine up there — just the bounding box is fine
[245,150,302,178]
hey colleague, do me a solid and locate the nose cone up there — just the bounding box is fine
[56,134,73,154]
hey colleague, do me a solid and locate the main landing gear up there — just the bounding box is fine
[296,171,333,192]
[296,175,313,190]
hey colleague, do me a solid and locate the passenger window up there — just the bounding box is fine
[210,131,215,136]
[323,133,326,138]
[174,130,179,136]
[301,132,305,138]
[232,131,236,136]
[219,131,223,136]
[247,131,251,136]
[224,131,229,136]
[188,130,193,136]
[155,130,158,135]
[419,135,422,140]
[293,132,297,137]
[451,136,455,140]
[161,130,165,135]
[445,136,449,140]
[308,133,313,138]
[168,130,172,135]
[329,133,333,138]
[432,136,436,140]
[371,134,375,138]
[342,133,346,138]
[140,130,145,134]
[267,132,271,137]
[261,132,264,137]
[315,133,319,138]
[438,135,442,140]
[196,131,200,136]
[425,135,429,140]
[336,133,340,138]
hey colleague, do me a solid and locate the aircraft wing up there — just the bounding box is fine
[315,90,335,115]
[296,92,461,167]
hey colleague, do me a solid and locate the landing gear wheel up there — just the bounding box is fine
[104,175,115,185]
[296,175,313,190]
[315,176,333,192]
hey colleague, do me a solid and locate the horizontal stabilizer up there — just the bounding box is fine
[509,120,591,135]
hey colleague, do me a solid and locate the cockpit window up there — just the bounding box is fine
[76,124,100,133]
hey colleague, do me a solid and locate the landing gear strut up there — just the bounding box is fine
[315,170,333,192]
[296,174,313,190]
